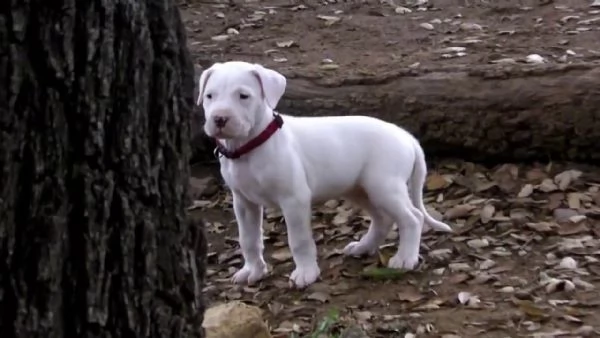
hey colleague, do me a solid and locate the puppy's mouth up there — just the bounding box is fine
[213,131,230,139]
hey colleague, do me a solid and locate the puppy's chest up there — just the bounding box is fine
[221,163,279,207]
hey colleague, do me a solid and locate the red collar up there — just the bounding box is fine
[214,114,284,159]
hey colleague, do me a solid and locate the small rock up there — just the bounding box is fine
[593,0,600,8]
[203,301,271,338]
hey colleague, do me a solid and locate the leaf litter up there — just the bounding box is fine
[192,160,600,337]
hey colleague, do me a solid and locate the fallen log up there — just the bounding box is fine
[192,62,600,164]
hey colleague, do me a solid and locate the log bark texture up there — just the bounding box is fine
[274,63,600,163]
[0,1,205,338]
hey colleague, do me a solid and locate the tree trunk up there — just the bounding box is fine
[0,1,205,337]
[273,63,600,163]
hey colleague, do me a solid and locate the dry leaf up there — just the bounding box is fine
[567,192,581,209]
[211,34,229,42]
[332,210,351,225]
[557,221,589,235]
[467,238,489,249]
[414,299,444,311]
[569,214,586,223]
[526,168,548,182]
[480,204,495,224]
[448,262,471,272]
[492,164,520,193]
[360,267,406,280]
[546,192,565,210]
[445,204,476,220]
[544,279,576,293]
[526,222,557,233]
[306,291,330,303]
[316,14,341,26]
[514,299,549,319]
[448,273,470,284]
[271,248,293,262]
[397,291,424,303]
[426,173,450,190]
[561,314,582,323]
[378,251,390,267]
[275,40,296,48]
[554,169,582,190]
[319,63,340,70]
[558,257,577,269]
[553,208,577,222]
[592,191,600,206]
[419,22,435,30]
[518,184,534,197]
[457,291,481,307]
[538,178,559,193]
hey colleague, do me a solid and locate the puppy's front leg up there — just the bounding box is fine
[231,192,268,285]
[280,197,321,288]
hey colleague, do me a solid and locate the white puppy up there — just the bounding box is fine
[197,61,452,288]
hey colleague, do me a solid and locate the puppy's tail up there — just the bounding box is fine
[409,140,453,233]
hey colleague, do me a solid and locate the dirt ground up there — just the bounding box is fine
[182,0,600,337]
[182,0,600,79]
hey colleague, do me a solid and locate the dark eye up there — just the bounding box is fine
[206,93,212,100]
[239,93,249,100]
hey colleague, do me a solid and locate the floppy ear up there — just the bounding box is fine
[251,64,287,110]
[196,63,220,105]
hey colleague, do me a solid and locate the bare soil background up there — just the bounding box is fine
[185,0,600,163]
[183,0,600,336]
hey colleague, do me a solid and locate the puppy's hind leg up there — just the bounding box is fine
[366,181,424,270]
[343,197,394,257]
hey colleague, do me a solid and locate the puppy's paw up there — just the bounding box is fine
[231,263,268,285]
[387,252,419,270]
[289,263,321,289]
[343,241,377,257]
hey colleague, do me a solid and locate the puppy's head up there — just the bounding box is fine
[197,61,287,140]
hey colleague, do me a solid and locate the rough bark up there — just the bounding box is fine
[273,63,600,164]
[0,1,205,338]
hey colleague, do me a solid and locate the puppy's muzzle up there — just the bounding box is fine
[210,109,234,129]
[213,116,229,128]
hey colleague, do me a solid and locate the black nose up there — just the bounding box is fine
[213,116,229,128]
